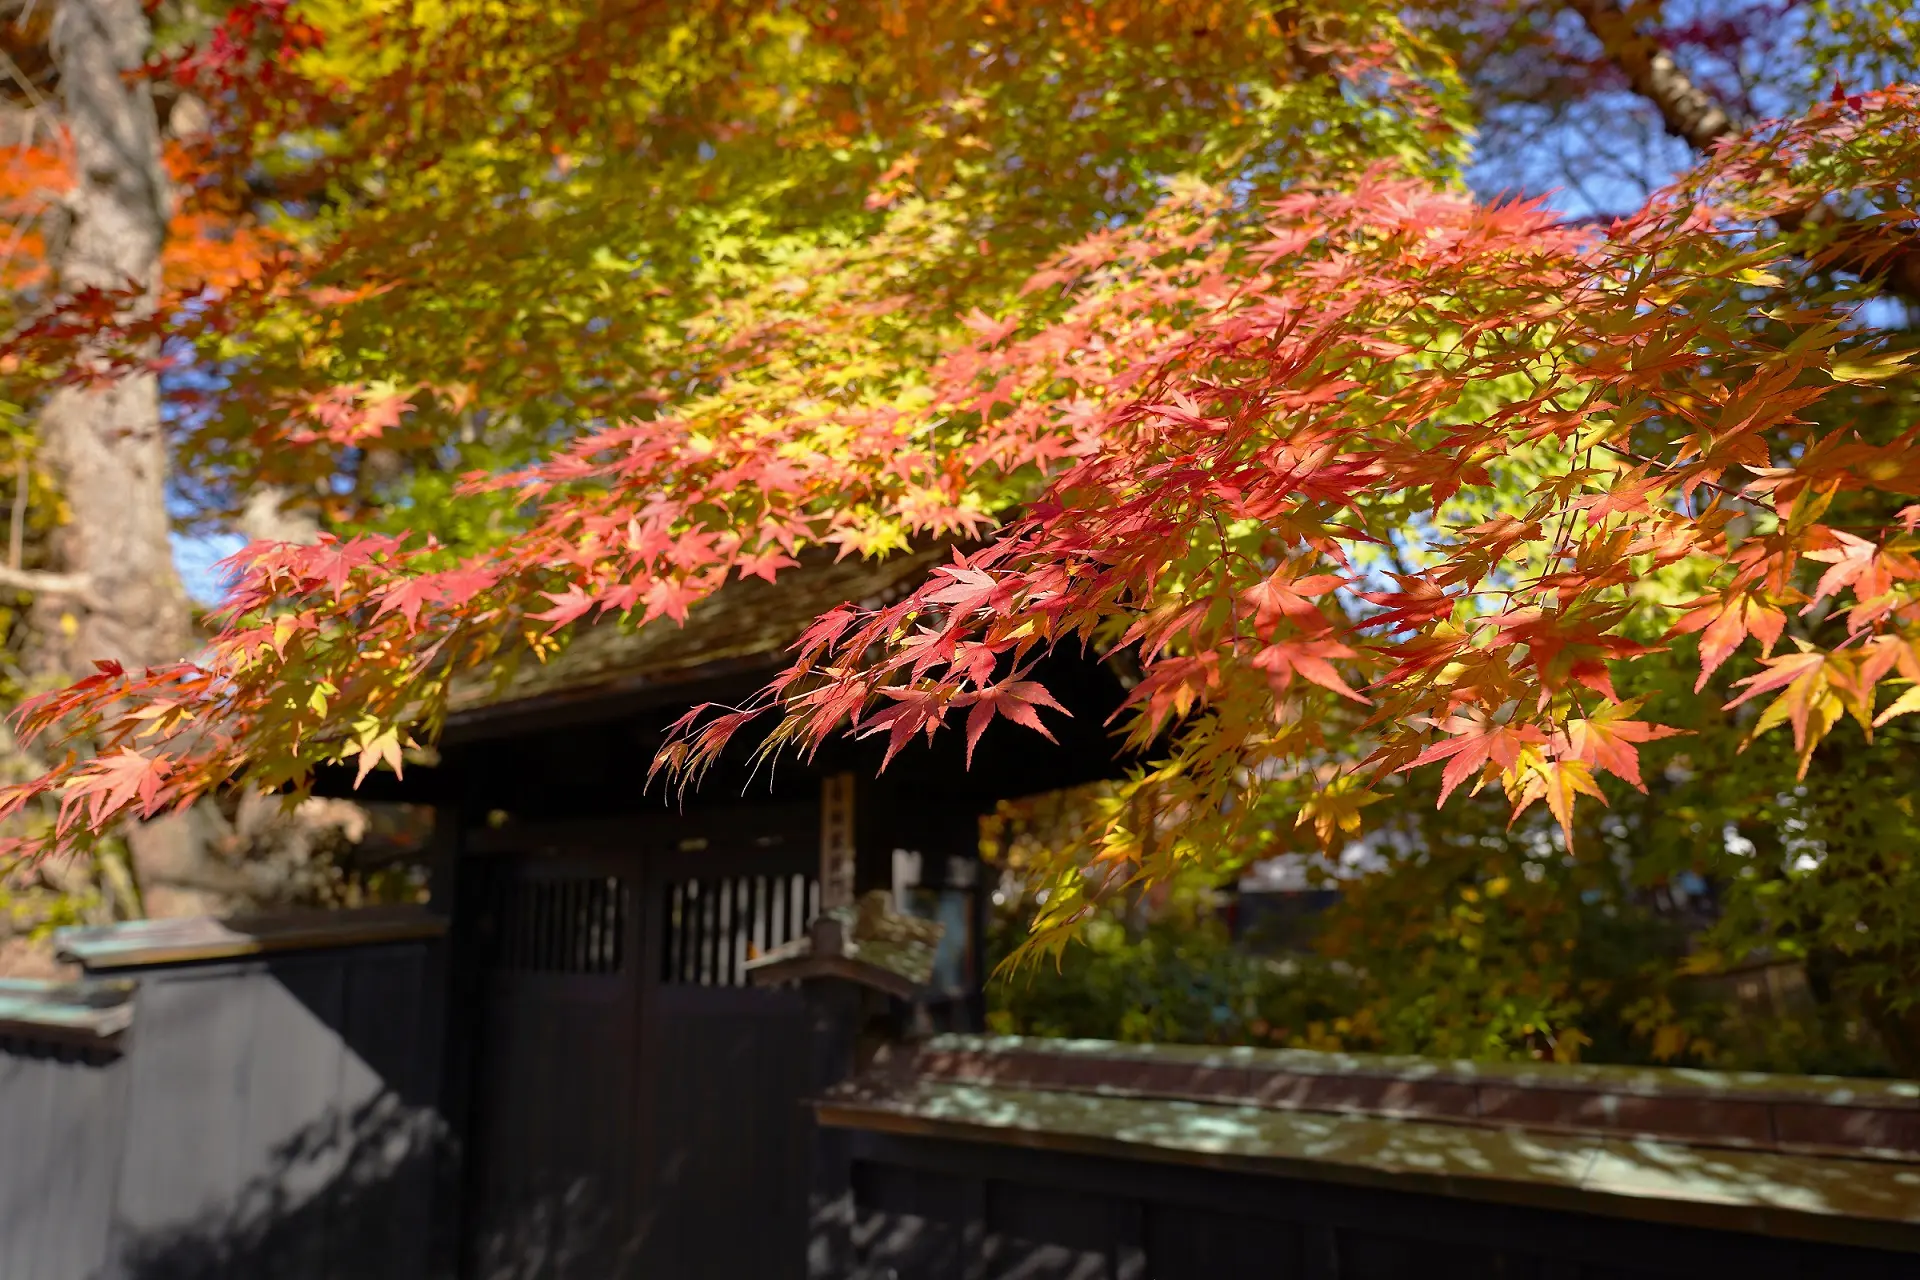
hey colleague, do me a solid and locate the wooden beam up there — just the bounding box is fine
[55,905,446,971]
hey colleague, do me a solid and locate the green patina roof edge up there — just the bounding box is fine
[0,977,135,1047]
[818,1081,1920,1253]
[55,904,445,971]
[924,1033,1920,1108]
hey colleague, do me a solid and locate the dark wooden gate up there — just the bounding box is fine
[464,850,644,1278]
[638,842,819,1277]
[462,808,819,1279]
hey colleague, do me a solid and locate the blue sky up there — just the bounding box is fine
[172,530,248,605]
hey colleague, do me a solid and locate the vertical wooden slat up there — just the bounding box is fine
[725,877,737,985]
[714,879,728,986]
[500,876,516,970]
[520,879,536,972]
[600,879,613,971]
[698,882,714,990]
[535,880,548,971]
[770,876,785,953]
[697,880,714,985]
[731,878,747,984]
[548,881,563,972]
[718,879,730,986]
[523,880,537,971]
[514,875,533,970]
[743,876,757,980]
[595,880,608,972]
[534,880,547,970]
[722,880,735,986]
[505,874,520,969]
[696,880,709,984]
[712,880,724,986]
[675,882,688,982]
[665,883,680,981]
[683,880,695,984]
[542,882,558,972]
[611,879,625,972]
[581,880,595,972]
[574,880,588,972]
[571,880,586,973]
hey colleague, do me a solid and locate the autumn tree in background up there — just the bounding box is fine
[0,0,408,969]
[2,0,1918,1068]
[0,0,222,958]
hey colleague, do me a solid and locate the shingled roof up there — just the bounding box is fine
[444,543,953,727]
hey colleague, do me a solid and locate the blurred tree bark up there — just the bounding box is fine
[26,0,189,677]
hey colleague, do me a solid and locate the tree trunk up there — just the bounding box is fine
[29,0,189,678]
[0,1,398,963]
[4,0,190,946]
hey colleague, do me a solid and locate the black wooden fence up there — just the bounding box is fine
[0,909,446,1280]
[815,1035,1920,1280]
[835,1132,1918,1279]
[9,907,1920,1279]
[0,980,129,1280]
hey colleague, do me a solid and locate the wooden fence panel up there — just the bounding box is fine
[0,912,446,1280]
[102,941,444,1280]
[839,1132,1920,1280]
[0,1034,131,1280]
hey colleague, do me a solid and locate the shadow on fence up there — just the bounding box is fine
[114,1090,444,1280]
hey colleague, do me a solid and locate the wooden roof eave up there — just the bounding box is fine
[435,542,957,742]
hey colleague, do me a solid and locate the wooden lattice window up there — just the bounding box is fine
[492,875,626,975]
[662,873,819,986]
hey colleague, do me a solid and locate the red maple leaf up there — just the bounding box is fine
[1241,571,1343,638]
[964,680,1067,766]
[1249,639,1370,702]
[736,549,799,583]
[372,575,443,630]
[65,749,171,831]
[1561,701,1683,791]
[1406,717,1547,806]
[529,586,596,632]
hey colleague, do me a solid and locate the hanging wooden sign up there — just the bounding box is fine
[819,772,856,910]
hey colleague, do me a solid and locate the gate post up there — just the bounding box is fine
[748,892,944,1279]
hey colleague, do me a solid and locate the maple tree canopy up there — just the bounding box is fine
[2,0,1919,964]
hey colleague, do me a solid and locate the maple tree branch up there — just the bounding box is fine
[1565,0,1740,151]
[0,564,99,605]
[1567,0,1920,304]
